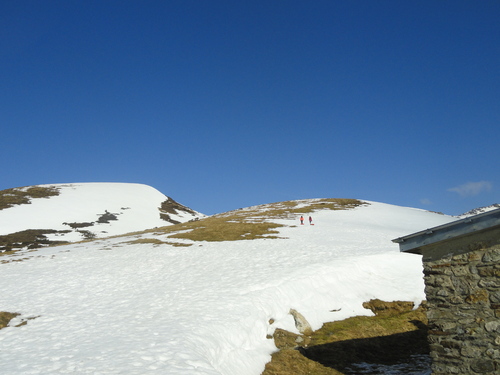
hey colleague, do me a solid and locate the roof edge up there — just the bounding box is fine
[392,208,500,253]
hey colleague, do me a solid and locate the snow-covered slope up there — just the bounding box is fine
[459,203,500,217]
[0,183,204,244]
[0,198,457,375]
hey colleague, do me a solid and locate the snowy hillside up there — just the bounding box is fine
[0,183,204,249]
[459,203,500,217]
[0,196,457,375]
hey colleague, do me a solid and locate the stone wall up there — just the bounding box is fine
[423,243,500,374]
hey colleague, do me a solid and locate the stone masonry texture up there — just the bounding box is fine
[423,244,500,374]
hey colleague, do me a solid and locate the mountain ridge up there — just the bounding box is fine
[3,181,493,256]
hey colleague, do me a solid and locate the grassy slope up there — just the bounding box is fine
[142,198,364,242]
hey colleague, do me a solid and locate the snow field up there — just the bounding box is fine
[0,200,455,374]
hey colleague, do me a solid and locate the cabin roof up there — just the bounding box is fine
[392,208,500,254]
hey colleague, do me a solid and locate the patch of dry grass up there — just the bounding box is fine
[0,229,70,255]
[146,216,284,242]
[262,301,428,375]
[308,304,426,347]
[159,197,198,224]
[0,312,19,330]
[0,312,39,328]
[219,198,365,221]
[263,348,341,375]
[167,217,284,242]
[0,186,60,210]
[123,238,192,247]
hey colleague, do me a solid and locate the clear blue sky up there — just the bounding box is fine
[2,1,499,216]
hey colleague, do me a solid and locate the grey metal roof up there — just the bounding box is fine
[392,208,500,253]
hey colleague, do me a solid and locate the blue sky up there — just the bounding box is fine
[2,1,499,215]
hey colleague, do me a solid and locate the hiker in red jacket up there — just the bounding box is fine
[309,216,313,225]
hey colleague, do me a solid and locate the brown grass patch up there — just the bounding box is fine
[263,348,341,375]
[0,186,60,210]
[0,313,39,328]
[159,197,198,224]
[220,198,366,221]
[0,229,70,255]
[124,238,192,247]
[167,217,284,242]
[263,301,428,375]
[307,304,426,347]
[0,312,20,330]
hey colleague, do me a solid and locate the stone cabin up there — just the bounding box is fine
[393,208,500,375]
